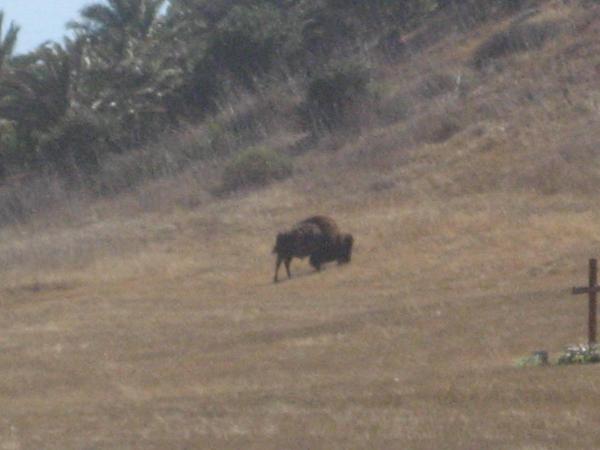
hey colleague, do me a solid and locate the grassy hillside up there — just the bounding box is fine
[4,1,600,448]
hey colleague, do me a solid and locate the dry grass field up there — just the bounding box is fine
[5,2,600,449]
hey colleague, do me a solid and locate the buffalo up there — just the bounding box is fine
[273,215,354,282]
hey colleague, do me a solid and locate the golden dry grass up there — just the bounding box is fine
[4,2,600,449]
[4,188,600,449]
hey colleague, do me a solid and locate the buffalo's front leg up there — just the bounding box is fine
[274,255,283,283]
[284,257,292,279]
[309,253,322,271]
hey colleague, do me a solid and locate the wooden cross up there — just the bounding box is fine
[572,258,599,346]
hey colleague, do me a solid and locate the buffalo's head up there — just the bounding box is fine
[337,233,354,263]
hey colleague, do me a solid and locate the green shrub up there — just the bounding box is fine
[298,61,372,134]
[515,351,549,367]
[473,21,562,69]
[557,344,600,365]
[221,146,293,192]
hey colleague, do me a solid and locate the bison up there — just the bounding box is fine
[273,215,354,283]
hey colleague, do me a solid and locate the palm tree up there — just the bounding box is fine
[65,0,177,143]
[80,39,183,144]
[69,0,165,59]
[0,43,72,167]
[0,11,19,72]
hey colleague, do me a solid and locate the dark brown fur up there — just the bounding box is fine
[298,215,340,239]
[273,215,354,282]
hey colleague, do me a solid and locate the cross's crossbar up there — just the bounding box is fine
[572,286,600,295]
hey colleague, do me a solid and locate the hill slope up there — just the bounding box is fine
[3,1,600,448]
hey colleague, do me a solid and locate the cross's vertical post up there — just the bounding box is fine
[572,258,600,346]
[589,258,597,345]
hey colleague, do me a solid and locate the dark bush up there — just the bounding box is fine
[376,93,413,126]
[221,146,293,192]
[37,110,117,182]
[473,20,562,69]
[207,4,287,89]
[439,0,530,26]
[299,6,357,60]
[413,113,462,144]
[0,121,19,178]
[183,58,223,116]
[298,62,372,134]
[418,71,458,98]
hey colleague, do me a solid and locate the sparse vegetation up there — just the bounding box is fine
[220,146,293,192]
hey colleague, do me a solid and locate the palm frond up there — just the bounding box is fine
[79,4,120,32]
[0,11,20,70]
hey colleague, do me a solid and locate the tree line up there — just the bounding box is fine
[0,0,524,185]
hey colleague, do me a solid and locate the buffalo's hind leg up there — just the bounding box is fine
[284,257,292,279]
